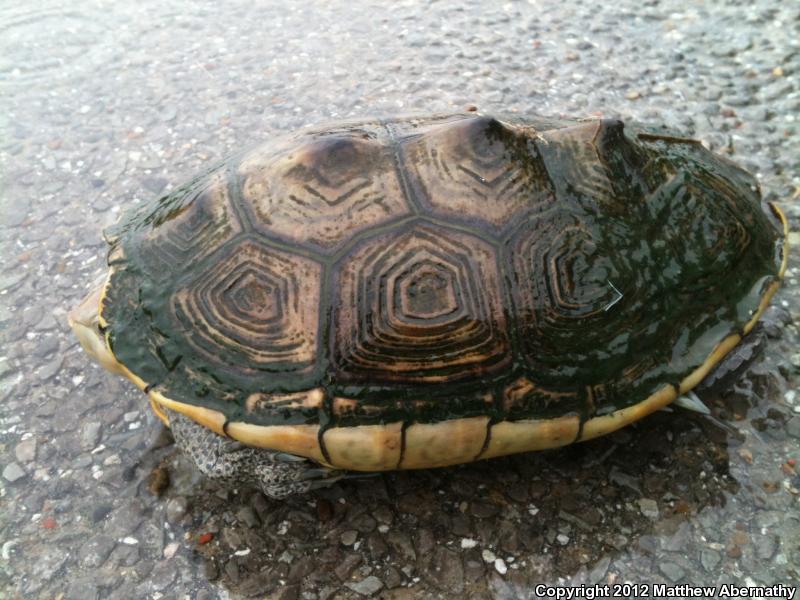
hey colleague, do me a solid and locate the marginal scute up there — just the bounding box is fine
[480,415,581,460]
[238,125,411,253]
[225,420,327,464]
[579,383,675,442]
[401,417,489,469]
[323,422,403,471]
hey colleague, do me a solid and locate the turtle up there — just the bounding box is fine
[69,112,789,499]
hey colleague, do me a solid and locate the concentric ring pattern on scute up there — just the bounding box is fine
[502,120,678,393]
[331,223,510,383]
[101,113,785,426]
[502,119,780,403]
[399,115,554,232]
[237,122,410,254]
[504,207,670,392]
[170,239,321,378]
[118,171,242,278]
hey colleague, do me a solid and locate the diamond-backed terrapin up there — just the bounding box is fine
[70,112,788,498]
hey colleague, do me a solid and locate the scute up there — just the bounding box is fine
[110,171,242,277]
[237,122,411,253]
[171,238,322,376]
[505,205,669,392]
[331,221,510,384]
[99,112,787,469]
[397,115,554,232]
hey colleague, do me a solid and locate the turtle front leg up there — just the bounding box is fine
[166,409,345,499]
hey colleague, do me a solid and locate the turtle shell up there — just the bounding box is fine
[100,113,787,470]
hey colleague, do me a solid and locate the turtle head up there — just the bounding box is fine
[69,275,125,376]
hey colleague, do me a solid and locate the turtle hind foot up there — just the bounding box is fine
[253,462,347,500]
[165,409,346,499]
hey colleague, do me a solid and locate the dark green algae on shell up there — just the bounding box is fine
[100,112,786,434]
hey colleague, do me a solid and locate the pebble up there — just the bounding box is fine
[165,496,188,522]
[340,530,358,546]
[470,501,500,519]
[588,556,611,584]
[202,558,219,581]
[35,357,62,381]
[102,454,121,466]
[141,177,168,194]
[384,566,402,589]
[372,505,393,525]
[149,559,178,591]
[727,545,743,559]
[481,549,496,562]
[638,498,660,519]
[700,549,721,571]
[2,540,18,560]
[80,422,102,449]
[162,542,180,559]
[159,106,178,122]
[556,534,570,545]
[316,498,333,522]
[3,462,26,482]
[386,530,417,562]
[753,534,778,560]
[36,336,60,357]
[66,580,99,600]
[14,439,36,463]
[236,506,260,528]
[494,558,508,575]
[221,527,243,549]
[334,553,363,581]
[659,562,685,582]
[786,417,800,439]
[345,575,384,597]
[78,535,116,568]
[432,546,464,593]
[123,411,140,422]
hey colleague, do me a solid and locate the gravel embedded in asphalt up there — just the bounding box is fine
[1,0,798,597]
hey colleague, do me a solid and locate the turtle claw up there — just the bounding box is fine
[674,391,711,415]
[294,470,377,493]
[297,467,345,481]
[273,452,311,463]
[339,471,381,480]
